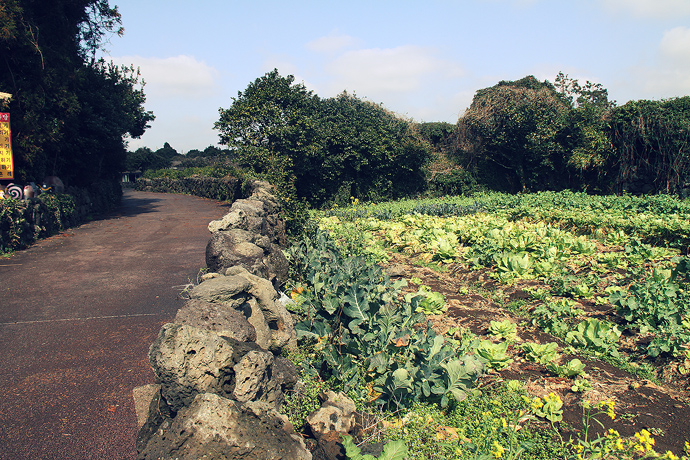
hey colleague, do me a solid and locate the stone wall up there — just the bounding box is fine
[135,180,370,460]
[135,181,308,459]
[135,175,240,202]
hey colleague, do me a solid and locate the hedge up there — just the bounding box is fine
[0,179,122,253]
[134,175,240,202]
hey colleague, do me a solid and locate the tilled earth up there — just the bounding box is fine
[384,252,690,456]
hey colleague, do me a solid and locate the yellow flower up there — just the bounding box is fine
[606,428,620,439]
[660,451,678,460]
[530,397,544,411]
[599,399,616,420]
[635,429,655,451]
[545,392,562,405]
[491,441,506,458]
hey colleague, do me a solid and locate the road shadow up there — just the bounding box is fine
[101,192,163,220]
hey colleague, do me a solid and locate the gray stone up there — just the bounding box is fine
[147,324,297,414]
[137,393,312,460]
[148,324,236,413]
[208,209,247,233]
[232,350,281,405]
[231,198,266,217]
[242,297,273,351]
[206,231,268,278]
[132,384,160,428]
[306,391,357,441]
[174,299,257,343]
[187,274,252,307]
[225,266,297,352]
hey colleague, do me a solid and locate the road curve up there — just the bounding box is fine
[0,190,231,460]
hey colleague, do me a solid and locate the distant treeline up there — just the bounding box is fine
[138,70,690,209]
[443,74,690,197]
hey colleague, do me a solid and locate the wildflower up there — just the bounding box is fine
[599,399,616,420]
[530,397,544,411]
[614,438,625,451]
[634,429,655,452]
[605,428,620,439]
[660,452,678,460]
[544,392,562,405]
[491,441,505,458]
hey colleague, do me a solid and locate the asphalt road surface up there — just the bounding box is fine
[0,190,231,460]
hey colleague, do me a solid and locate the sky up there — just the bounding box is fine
[98,0,690,153]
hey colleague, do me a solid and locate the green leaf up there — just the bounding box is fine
[378,440,409,460]
[342,287,370,322]
[341,435,363,460]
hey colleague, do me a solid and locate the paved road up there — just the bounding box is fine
[0,190,230,460]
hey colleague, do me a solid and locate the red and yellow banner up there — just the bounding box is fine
[0,113,14,179]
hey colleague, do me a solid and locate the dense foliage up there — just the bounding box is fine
[0,0,154,186]
[448,73,690,196]
[302,190,690,457]
[286,230,485,411]
[454,76,571,192]
[215,70,431,207]
[0,178,121,252]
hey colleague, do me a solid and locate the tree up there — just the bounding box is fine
[609,97,690,194]
[308,92,430,205]
[554,72,616,191]
[215,69,316,196]
[214,70,431,207]
[455,76,570,192]
[155,142,179,159]
[126,146,169,172]
[0,0,153,186]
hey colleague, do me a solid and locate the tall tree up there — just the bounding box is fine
[215,69,316,197]
[215,70,431,207]
[0,0,153,186]
[455,76,570,192]
[309,92,430,205]
[554,72,616,192]
[609,97,690,194]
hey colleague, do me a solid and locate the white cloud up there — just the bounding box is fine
[660,27,690,61]
[306,33,361,54]
[110,55,220,98]
[324,45,464,95]
[600,0,690,19]
[621,26,690,99]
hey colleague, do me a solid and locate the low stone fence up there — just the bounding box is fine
[134,180,370,460]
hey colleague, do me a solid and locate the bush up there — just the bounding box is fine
[135,175,240,202]
[0,179,121,253]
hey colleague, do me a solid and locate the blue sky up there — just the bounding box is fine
[100,0,690,153]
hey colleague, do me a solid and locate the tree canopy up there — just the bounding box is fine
[455,76,570,192]
[450,73,690,196]
[215,70,430,207]
[0,0,153,186]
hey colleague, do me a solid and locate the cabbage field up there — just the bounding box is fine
[286,190,690,459]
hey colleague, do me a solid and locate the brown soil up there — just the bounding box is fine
[384,252,690,456]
